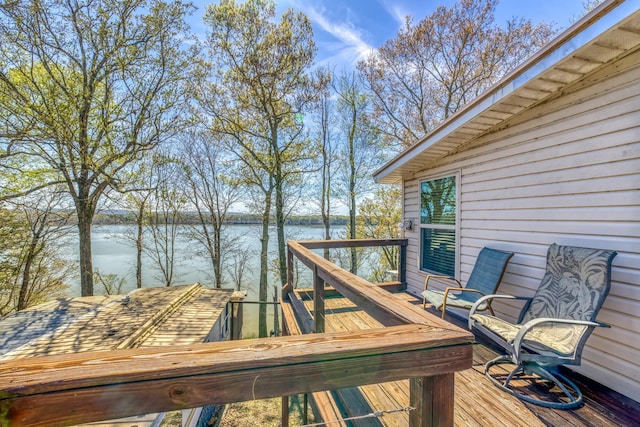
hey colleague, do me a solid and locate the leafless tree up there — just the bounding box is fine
[180,131,244,288]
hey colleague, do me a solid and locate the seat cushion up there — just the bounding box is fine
[422,289,487,311]
[471,314,587,357]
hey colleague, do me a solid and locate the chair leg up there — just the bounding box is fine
[484,356,584,409]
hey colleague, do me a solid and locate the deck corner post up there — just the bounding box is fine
[409,373,455,427]
[399,241,408,289]
[313,265,325,333]
[287,246,294,289]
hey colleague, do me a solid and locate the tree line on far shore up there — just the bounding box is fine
[91,212,351,227]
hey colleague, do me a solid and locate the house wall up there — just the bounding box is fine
[401,49,640,401]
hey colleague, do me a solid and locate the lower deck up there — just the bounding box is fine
[284,288,640,427]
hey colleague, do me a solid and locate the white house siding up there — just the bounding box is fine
[401,49,640,401]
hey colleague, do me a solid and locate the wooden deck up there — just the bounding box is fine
[285,288,640,427]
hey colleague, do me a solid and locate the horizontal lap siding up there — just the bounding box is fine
[401,50,640,401]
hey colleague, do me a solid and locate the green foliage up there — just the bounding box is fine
[200,0,325,311]
[95,271,126,296]
[0,0,197,295]
[0,205,71,316]
[356,186,402,283]
[201,0,321,175]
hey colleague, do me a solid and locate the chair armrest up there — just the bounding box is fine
[442,287,488,316]
[446,287,484,295]
[424,274,460,291]
[469,294,531,316]
[443,287,485,302]
[512,317,607,360]
[468,294,532,329]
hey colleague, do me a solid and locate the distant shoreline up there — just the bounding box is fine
[92,212,350,227]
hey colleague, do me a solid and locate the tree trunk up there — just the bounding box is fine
[77,213,94,296]
[213,220,223,288]
[136,202,144,289]
[348,111,357,275]
[321,100,331,260]
[258,192,272,338]
[273,123,288,288]
[17,235,39,310]
[275,175,287,287]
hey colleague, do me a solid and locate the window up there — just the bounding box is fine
[420,175,457,276]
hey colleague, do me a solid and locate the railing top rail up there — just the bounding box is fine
[0,324,471,427]
[287,240,461,330]
[292,238,408,250]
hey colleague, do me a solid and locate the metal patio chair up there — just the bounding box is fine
[421,247,514,319]
[468,243,617,409]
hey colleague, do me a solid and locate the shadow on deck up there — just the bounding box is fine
[282,288,640,427]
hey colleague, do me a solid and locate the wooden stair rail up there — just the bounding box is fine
[0,324,471,427]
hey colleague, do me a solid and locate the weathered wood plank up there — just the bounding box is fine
[283,297,347,427]
[0,324,472,427]
[285,291,314,334]
[375,281,405,293]
[281,298,302,336]
[410,374,455,427]
[358,382,409,426]
[294,239,407,250]
[308,391,348,427]
[296,291,640,427]
[287,241,467,331]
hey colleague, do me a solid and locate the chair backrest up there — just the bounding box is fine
[465,247,514,295]
[520,244,617,324]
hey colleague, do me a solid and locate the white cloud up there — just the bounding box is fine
[380,0,410,28]
[293,3,375,68]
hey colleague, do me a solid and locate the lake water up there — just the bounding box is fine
[63,224,329,299]
[61,224,333,337]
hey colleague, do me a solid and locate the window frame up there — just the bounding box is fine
[418,171,461,278]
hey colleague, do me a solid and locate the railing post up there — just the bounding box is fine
[409,373,455,427]
[229,301,234,340]
[287,246,294,288]
[281,396,289,427]
[399,241,407,289]
[313,265,325,333]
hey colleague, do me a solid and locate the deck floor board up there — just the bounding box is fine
[288,289,640,427]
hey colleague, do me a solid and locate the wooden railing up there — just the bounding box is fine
[0,239,473,427]
[282,239,474,426]
[286,238,408,333]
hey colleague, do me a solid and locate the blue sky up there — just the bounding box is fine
[188,0,591,68]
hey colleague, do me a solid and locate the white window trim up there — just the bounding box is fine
[418,170,461,279]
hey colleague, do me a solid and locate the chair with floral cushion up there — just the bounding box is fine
[421,247,513,319]
[468,243,617,409]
